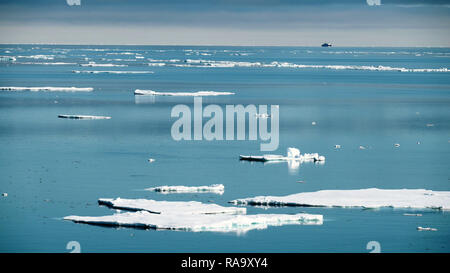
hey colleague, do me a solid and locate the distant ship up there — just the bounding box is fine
[321,43,332,47]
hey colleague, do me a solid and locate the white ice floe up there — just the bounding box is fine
[80,62,127,67]
[230,188,450,210]
[16,62,77,65]
[58,115,111,120]
[73,70,153,74]
[64,211,323,232]
[240,147,325,163]
[134,89,235,96]
[417,226,437,231]
[146,184,225,195]
[0,56,16,62]
[98,198,245,215]
[153,59,450,72]
[0,86,93,92]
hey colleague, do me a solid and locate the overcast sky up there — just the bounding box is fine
[0,0,449,46]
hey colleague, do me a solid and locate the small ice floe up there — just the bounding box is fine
[239,147,325,163]
[1,193,7,197]
[334,144,341,149]
[146,184,224,195]
[0,87,93,92]
[80,62,127,67]
[58,115,111,120]
[417,226,437,231]
[134,89,235,96]
[230,188,450,210]
[394,143,400,147]
[98,198,244,215]
[73,70,154,74]
[64,211,323,233]
[403,213,422,216]
[255,113,270,119]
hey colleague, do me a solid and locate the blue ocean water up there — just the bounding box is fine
[0,45,449,252]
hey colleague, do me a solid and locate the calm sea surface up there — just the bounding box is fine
[0,45,449,252]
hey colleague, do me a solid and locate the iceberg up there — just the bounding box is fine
[230,188,450,210]
[0,86,93,92]
[64,211,323,233]
[146,184,225,194]
[239,147,325,163]
[134,89,235,96]
[98,198,245,215]
[58,115,111,120]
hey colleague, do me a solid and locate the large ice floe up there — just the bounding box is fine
[64,211,323,232]
[134,89,235,96]
[240,147,325,163]
[58,115,111,120]
[230,188,450,210]
[98,198,245,215]
[146,184,225,194]
[0,86,93,92]
[65,198,323,233]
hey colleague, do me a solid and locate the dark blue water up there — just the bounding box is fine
[0,45,449,252]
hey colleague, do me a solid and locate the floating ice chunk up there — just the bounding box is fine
[0,56,16,62]
[134,89,234,96]
[240,147,325,163]
[16,62,77,65]
[0,86,93,92]
[146,184,224,195]
[417,226,437,231]
[64,211,323,233]
[98,198,245,215]
[255,113,270,118]
[58,115,111,120]
[73,70,154,74]
[230,188,450,210]
[80,62,127,67]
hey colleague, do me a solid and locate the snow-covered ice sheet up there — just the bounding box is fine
[230,188,450,210]
[58,115,111,120]
[98,198,245,215]
[0,86,93,92]
[134,89,235,96]
[146,184,224,194]
[64,211,323,233]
